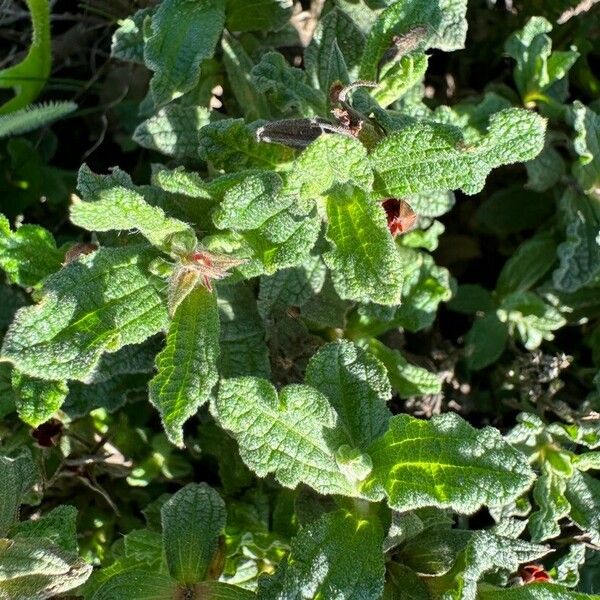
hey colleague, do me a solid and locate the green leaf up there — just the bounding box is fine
[221,33,271,122]
[0,215,63,288]
[371,109,546,196]
[259,509,385,600]
[0,452,37,535]
[528,473,570,543]
[149,285,219,447]
[305,8,365,90]
[0,538,92,600]
[408,189,455,218]
[324,185,403,305]
[447,284,495,315]
[359,0,467,79]
[133,105,211,158]
[373,54,428,108]
[161,483,226,584]
[366,338,441,398]
[251,52,327,117]
[199,119,294,171]
[565,470,600,545]
[226,0,292,32]
[305,340,391,449]
[400,528,472,576]
[110,7,153,64]
[1,245,168,382]
[205,206,321,277]
[570,102,600,199]
[554,189,600,292]
[144,0,225,106]
[89,569,176,600]
[496,232,557,297]
[213,377,357,496]
[475,187,554,237]
[213,171,293,231]
[498,291,566,350]
[257,254,327,318]
[464,313,509,371]
[11,371,68,427]
[393,248,453,332]
[526,142,566,192]
[10,505,78,554]
[362,413,535,512]
[287,134,373,202]
[505,17,579,104]
[441,531,549,600]
[217,282,271,378]
[72,166,195,252]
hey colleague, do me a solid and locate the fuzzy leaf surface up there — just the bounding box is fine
[0,215,63,288]
[553,189,600,292]
[0,453,36,535]
[226,0,292,32]
[11,372,68,427]
[133,105,211,158]
[259,509,385,600]
[441,531,550,600]
[571,102,600,199]
[359,0,468,79]
[304,340,391,449]
[161,483,226,584]
[213,377,356,496]
[0,537,92,600]
[324,185,403,305]
[371,109,546,196]
[1,245,168,382]
[72,166,194,251]
[149,285,219,447]
[362,413,535,513]
[144,0,225,106]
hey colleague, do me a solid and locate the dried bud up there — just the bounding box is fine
[382,199,417,236]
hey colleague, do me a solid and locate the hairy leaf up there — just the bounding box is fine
[359,0,467,79]
[213,377,356,496]
[305,340,391,449]
[0,215,63,288]
[305,8,365,90]
[251,52,327,117]
[144,0,225,106]
[571,102,600,199]
[217,282,270,378]
[226,0,292,32]
[362,413,535,512]
[0,453,37,535]
[72,166,195,251]
[133,105,211,158]
[149,285,219,447]
[0,537,92,600]
[441,531,549,600]
[371,109,546,196]
[259,509,385,599]
[111,7,152,64]
[1,245,168,382]
[553,190,600,292]
[324,185,403,305]
[11,371,68,428]
[161,483,226,584]
[199,119,294,171]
